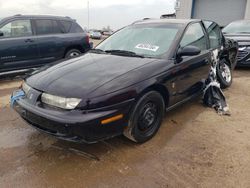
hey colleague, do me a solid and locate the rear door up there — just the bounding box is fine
[33,19,65,64]
[172,22,211,104]
[0,19,39,72]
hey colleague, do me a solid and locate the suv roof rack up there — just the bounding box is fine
[132,18,155,25]
[14,14,22,16]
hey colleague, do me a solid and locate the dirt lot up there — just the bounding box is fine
[1,43,250,187]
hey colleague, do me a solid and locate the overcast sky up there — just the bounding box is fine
[0,0,175,30]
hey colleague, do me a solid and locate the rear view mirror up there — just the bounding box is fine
[177,45,201,57]
[0,31,3,37]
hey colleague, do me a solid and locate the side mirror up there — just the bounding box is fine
[177,45,201,57]
[0,31,3,37]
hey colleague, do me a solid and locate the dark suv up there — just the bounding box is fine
[0,15,91,76]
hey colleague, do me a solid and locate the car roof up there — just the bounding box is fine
[1,14,75,22]
[133,18,202,26]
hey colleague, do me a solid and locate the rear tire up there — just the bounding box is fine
[123,91,165,143]
[65,49,81,59]
[217,59,232,89]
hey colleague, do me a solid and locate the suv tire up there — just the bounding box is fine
[65,49,81,58]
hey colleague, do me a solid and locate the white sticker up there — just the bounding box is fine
[135,44,159,52]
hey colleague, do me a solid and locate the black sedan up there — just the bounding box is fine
[223,20,250,67]
[12,19,238,143]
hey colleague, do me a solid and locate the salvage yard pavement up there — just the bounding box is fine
[1,67,250,187]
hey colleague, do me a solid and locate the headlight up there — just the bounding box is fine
[22,82,31,94]
[239,47,246,51]
[41,93,81,110]
[239,46,250,51]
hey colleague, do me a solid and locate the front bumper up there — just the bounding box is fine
[236,48,250,67]
[13,92,134,143]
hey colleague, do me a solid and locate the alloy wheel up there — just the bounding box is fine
[219,63,231,83]
[69,51,80,57]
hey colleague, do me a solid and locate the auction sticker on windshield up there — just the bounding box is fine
[135,44,159,52]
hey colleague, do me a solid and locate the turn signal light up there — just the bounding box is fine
[101,114,124,125]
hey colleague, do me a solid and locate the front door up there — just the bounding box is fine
[171,22,211,104]
[0,19,39,72]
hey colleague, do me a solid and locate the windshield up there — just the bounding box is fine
[223,21,250,34]
[96,24,179,58]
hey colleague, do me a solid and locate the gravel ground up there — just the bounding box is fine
[0,45,250,187]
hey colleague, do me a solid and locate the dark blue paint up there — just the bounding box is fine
[191,0,195,18]
[0,15,91,75]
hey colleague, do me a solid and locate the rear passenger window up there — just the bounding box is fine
[52,20,63,34]
[35,19,53,35]
[35,19,64,35]
[204,21,222,49]
[70,23,84,33]
[180,23,207,51]
[60,20,72,33]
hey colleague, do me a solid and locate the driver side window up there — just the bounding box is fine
[0,19,32,38]
[180,23,207,51]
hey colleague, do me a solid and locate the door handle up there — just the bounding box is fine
[24,39,34,43]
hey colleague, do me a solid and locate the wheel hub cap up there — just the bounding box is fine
[70,52,80,57]
[139,102,157,131]
[220,63,231,83]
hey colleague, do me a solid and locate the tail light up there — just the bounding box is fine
[86,35,90,44]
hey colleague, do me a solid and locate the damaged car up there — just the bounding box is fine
[223,20,250,67]
[11,19,238,143]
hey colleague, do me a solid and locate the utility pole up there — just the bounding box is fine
[87,0,90,30]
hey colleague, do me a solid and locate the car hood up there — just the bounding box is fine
[26,53,158,98]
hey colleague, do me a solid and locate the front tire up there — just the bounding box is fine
[123,91,165,143]
[217,59,232,89]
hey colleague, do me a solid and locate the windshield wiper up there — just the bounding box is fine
[89,48,107,54]
[105,50,145,58]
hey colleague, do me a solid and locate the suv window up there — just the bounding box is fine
[70,23,84,33]
[35,19,53,35]
[203,21,222,49]
[180,22,207,51]
[0,19,32,37]
[35,19,63,35]
[60,20,72,33]
[52,20,63,34]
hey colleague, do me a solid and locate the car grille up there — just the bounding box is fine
[237,50,249,61]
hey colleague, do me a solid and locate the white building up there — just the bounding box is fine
[175,0,250,26]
